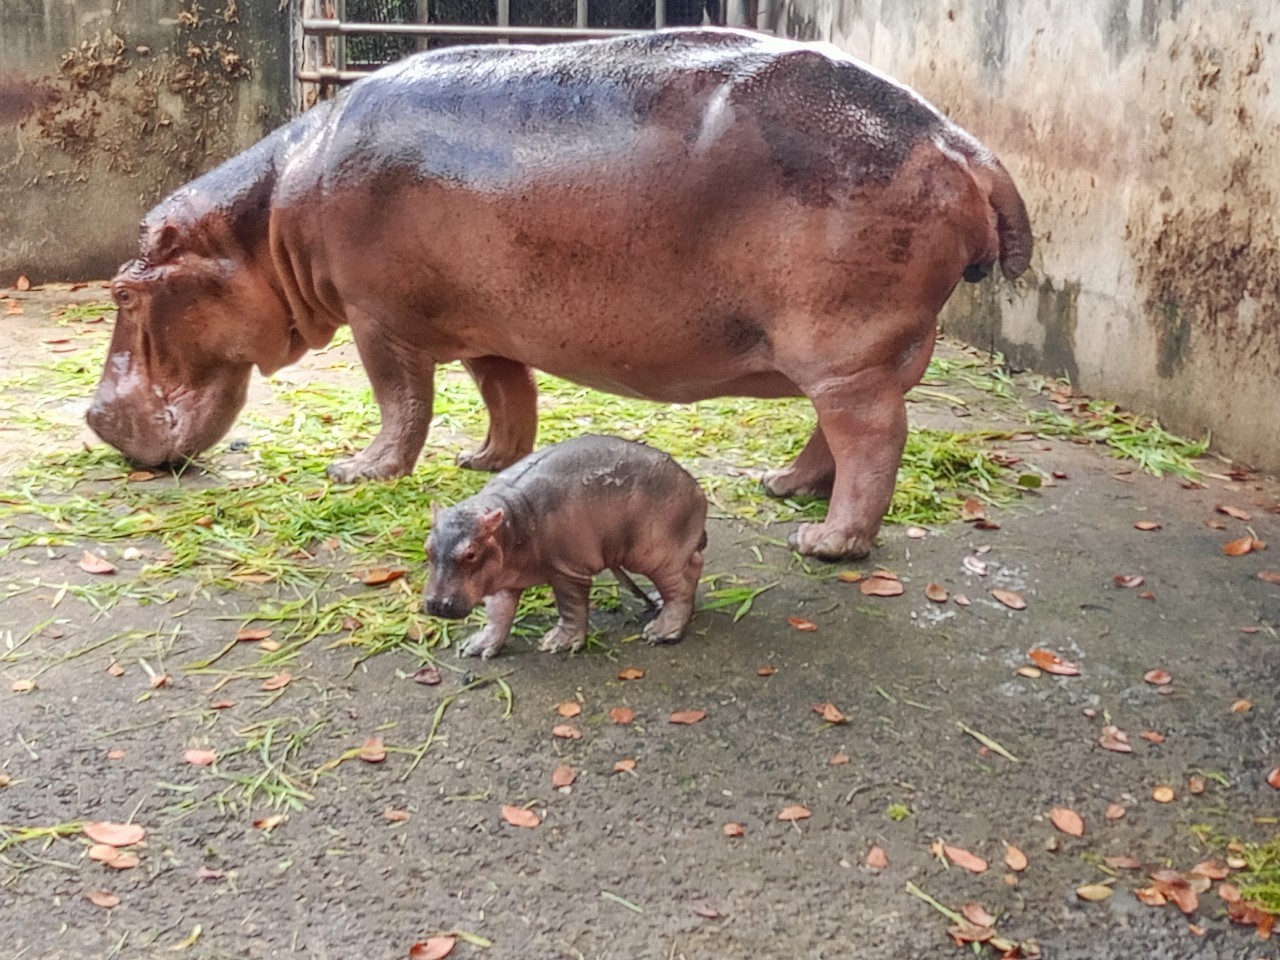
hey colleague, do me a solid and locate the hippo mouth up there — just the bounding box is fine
[422,594,474,620]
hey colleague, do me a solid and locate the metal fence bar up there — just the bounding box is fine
[333,0,348,73]
[575,0,588,29]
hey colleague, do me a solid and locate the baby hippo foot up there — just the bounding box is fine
[760,467,834,500]
[641,604,692,645]
[327,448,415,483]
[460,625,509,660]
[538,623,587,654]
[789,521,873,561]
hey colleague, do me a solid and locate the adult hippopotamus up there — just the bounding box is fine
[86,28,1032,560]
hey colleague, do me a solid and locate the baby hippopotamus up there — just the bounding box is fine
[422,435,708,659]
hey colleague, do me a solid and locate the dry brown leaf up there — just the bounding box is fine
[617,667,645,680]
[1139,730,1165,744]
[360,566,406,586]
[1218,881,1242,904]
[84,889,119,909]
[866,845,889,869]
[1134,520,1162,531]
[812,702,848,724]
[943,845,989,873]
[411,666,442,686]
[828,752,850,766]
[87,844,119,863]
[777,805,812,822]
[1135,886,1167,906]
[1099,725,1133,753]
[235,627,272,642]
[1076,883,1114,902]
[15,275,30,291]
[261,672,292,691]
[723,822,745,838]
[83,822,145,847]
[953,594,972,607]
[1217,504,1252,521]
[669,709,707,725]
[1152,785,1176,803]
[1004,845,1028,872]
[552,764,576,788]
[104,851,140,870]
[384,808,411,822]
[556,701,582,718]
[1267,767,1280,789]
[11,679,35,693]
[961,497,987,521]
[1142,668,1172,686]
[1206,518,1227,530]
[253,814,286,831]
[209,699,236,710]
[836,570,864,583]
[1028,649,1080,676]
[1231,698,1252,713]
[991,588,1026,610]
[105,661,125,677]
[106,748,125,760]
[613,757,637,774]
[1105,855,1141,870]
[500,805,540,829]
[1113,574,1145,589]
[149,673,171,689]
[924,583,949,603]
[1104,803,1127,820]
[756,665,777,677]
[78,551,116,575]
[947,922,995,946]
[1190,860,1230,881]
[1015,665,1042,679]
[1049,807,1085,837]
[691,903,721,920]
[409,936,456,960]
[359,737,387,763]
[859,576,904,597]
[551,724,582,740]
[1223,536,1257,557]
[608,707,635,724]
[962,556,989,576]
[183,749,216,767]
[961,902,995,927]
[1258,570,1280,585]
[1188,775,1207,795]
[788,616,818,632]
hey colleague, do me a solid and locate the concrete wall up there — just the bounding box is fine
[778,0,1280,471]
[0,1,292,280]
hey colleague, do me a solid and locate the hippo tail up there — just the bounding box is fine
[987,158,1033,280]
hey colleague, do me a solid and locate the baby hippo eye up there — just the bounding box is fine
[459,546,478,565]
[114,287,135,308]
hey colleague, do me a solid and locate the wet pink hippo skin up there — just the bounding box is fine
[422,435,708,659]
[86,28,1031,560]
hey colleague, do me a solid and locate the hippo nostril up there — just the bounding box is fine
[425,597,468,620]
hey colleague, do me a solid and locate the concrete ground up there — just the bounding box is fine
[1,283,1278,960]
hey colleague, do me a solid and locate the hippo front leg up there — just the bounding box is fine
[460,589,521,659]
[329,321,436,483]
[789,367,909,560]
[457,356,538,472]
[538,575,592,654]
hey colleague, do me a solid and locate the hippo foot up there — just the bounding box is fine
[460,627,507,659]
[327,452,414,484]
[538,624,586,654]
[641,616,687,645]
[457,446,519,472]
[788,522,873,561]
[760,468,834,500]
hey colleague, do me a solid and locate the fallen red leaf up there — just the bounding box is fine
[1142,668,1172,686]
[15,275,30,291]
[83,822,145,848]
[1223,536,1257,557]
[943,845,989,873]
[84,890,119,909]
[1028,649,1080,675]
[947,922,995,946]
[1258,570,1280,585]
[551,724,582,740]
[1104,803,1127,820]
[1113,574,1145,589]
[384,809,411,823]
[1135,886,1167,906]
[183,749,216,767]
[235,627,272,642]
[812,702,848,724]
[961,498,987,521]
[1098,725,1132,753]
[669,709,706,725]
[253,814,286,832]
[500,805,540,829]
[691,903,721,920]
[1218,882,1242,904]
[261,672,292,691]
[1104,855,1141,870]
[106,661,125,677]
[556,701,582,718]
[411,666,442,685]
[866,845,889,869]
[552,765,576,788]
[1139,730,1165,744]
[1267,768,1280,789]
[723,822,745,837]
[828,751,850,766]
[1134,520,1162,531]
[777,805,812,822]
[859,576,904,597]
[1152,785,1176,803]
[359,737,387,763]
[1190,860,1230,881]
[361,567,406,586]
[924,583,949,603]
[962,903,996,928]
[1231,698,1252,713]
[788,616,818,632]
[1188,774,1207,795]
[409,936,456,960]
[613,757,637,773]
[991,588,1026,610]
[756,665,777,677]
[1217,504,1252,521]
[78,551,116,575]
[1049,807,1085,837]
[609,707,635,724]
[1004,845,1028,872]
[617,667,645,680]
[197,865,226,879]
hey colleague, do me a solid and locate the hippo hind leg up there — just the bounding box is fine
[457,356,538,472]
[761,424,835,499]
[639,540,705,644]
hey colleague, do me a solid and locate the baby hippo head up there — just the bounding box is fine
[422,504,507,620]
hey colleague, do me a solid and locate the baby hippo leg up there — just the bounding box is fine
[640,546,705,644]
[539,575,593,654]
[460,590,521,659]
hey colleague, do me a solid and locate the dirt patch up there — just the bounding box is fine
[1,287,1279,959]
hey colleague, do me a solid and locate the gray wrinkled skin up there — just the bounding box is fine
[422,435,708,659]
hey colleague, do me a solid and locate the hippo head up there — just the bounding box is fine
[422,505,507,620]
[87,210,304,469]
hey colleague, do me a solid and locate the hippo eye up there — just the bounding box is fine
[458,546,478,565]
[114,287,135,308]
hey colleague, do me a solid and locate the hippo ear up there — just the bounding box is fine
[144,223,183,265]
[477,507,505,538]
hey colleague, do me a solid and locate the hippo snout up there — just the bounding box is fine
[424,595,472,620]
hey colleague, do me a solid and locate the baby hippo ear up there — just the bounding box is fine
[477,507,505,538]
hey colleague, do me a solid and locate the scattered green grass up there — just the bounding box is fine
[1028,401,1207,478]
[1238,834,1280,916]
